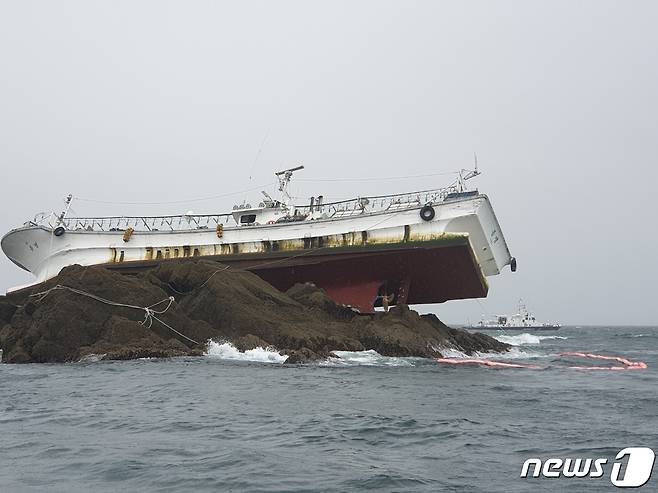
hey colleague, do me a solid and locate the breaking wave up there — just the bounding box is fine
[322,350,423,367]
[78,353,106,363]
[493,333,567,346]
[205,341,288,363]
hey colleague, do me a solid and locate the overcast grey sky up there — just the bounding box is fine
[1,1,657,325]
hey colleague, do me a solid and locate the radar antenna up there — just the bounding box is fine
[275,165,304,207]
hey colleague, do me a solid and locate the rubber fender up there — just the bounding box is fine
[420,205,435,221]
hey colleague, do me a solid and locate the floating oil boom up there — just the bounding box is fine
[1,166,516,312]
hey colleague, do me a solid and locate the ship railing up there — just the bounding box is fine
[293,185,460,217]
[27,185,463,232]
[30,212,235,232]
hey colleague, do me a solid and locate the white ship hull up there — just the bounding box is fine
[2,194,512,289]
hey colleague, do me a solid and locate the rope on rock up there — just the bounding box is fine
[195,265,231,290]
[166,265,231,295]
[28,284,200,345]
[167,248,328,295]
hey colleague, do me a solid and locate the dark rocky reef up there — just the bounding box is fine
[0,260,509,364]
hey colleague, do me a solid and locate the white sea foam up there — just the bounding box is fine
[493,333,567,346]
[78,353,106,363]
[205,341,288,363]
[322,350,421,367]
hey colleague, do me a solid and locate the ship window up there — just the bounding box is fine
[240,214,257,224]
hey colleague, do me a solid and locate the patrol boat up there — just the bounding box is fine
[469,300,561,330]
[1,166,516,313]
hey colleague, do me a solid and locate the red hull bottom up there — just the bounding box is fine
[103,238,488,313]
[249,243,487,313]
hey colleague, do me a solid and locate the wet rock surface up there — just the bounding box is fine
[0,260,509,363]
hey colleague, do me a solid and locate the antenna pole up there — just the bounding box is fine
[457,155,482,191]
[57,194,73,225]
[249,129,270,181]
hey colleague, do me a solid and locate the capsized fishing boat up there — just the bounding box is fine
[467,299,561,330]
[1,165,516,312]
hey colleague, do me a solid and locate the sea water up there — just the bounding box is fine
[1,326,657,492]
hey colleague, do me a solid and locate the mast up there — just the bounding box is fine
[518,298,528,317]
[456,155,481,192]
[57,194,74,226]
[275,165,304,210]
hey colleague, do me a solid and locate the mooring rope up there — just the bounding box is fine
[166,265,231,295]
[167,247,330,295]
[28,284,200,345]
[26,246,335,347]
